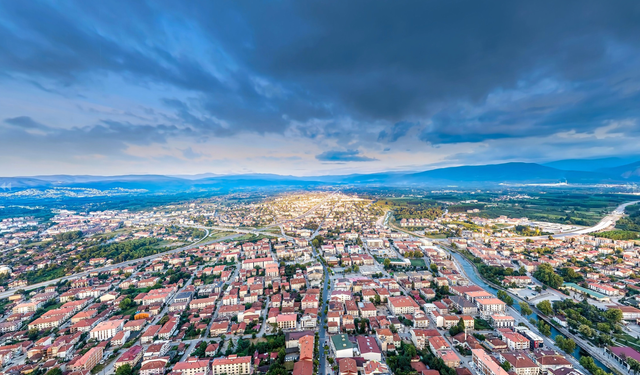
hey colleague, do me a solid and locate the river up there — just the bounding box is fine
[450,251,611,372]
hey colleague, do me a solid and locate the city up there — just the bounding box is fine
[0,191,639,375]
[2,2,640,375]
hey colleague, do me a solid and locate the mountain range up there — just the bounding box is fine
[2,159,640,192]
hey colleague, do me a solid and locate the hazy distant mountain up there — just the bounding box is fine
[597,161,640,180]
[543,156,640,171]
[2,160,640,193]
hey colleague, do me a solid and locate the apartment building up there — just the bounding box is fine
[211,355,252,375]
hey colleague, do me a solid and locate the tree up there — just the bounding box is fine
[497,290,514,306]
[449,318,466,336]
[159,315,170,325]
[604,308,623,325]
[533,263,564,289]
[119,298,132,310]
[518,266,527,275]
[115,364,133,375]
[537,320,551,337]
[579,324,594,338]
[537,300,553,316]
[430,263,438,273]
[555,335,576,354]
[46,369,63,375]
[628,358,640,374]
[519,302,533,316]
[500,361,512,371]
[383,258,391,268]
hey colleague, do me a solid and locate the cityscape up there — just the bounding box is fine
[2,2,640,375]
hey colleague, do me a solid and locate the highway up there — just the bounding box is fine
[513,200,640,240]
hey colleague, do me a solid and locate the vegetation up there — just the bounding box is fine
[519,302,533,316]
[536,320,551,337]
[593,230,639,240]
[448,318,466,336]
[580,356,614,375]
[533,263,564,289]
[555,335,576,354]
[537,300,554,316]
[497,290,514,306]
[617,203,640,232]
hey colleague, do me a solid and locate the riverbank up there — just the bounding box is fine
[441,244,620,375]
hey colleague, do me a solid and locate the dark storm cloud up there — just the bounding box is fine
[0,116,184,157]
[378,122,418,143]
[1,0,640,150]
[315,150,377,162]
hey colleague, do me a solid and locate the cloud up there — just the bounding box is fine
[315,149,377,162]
[378,121,417,142]
[2,1,640,174]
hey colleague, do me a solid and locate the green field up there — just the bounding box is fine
[410,259,426,267]
[378,191,639,227]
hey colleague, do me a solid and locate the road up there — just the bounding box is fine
[313,246,331,375]
[512,200,640,240]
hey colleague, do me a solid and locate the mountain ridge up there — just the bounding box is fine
[2,160,640,191]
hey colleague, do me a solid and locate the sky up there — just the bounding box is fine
[1,1,640,176]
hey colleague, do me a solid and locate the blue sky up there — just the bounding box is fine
[1,1,640,176]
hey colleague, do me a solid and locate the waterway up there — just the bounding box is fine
[450,251,611,372]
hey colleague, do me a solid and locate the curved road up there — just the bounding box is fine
[513,200,640,240]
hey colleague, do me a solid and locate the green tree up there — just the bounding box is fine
[537,320,551,337]
[537,300,553,316]
[46,369,63,375]
[119,298,132,310]
[533,263,564,289]
[555,335,576,354]
[628,358,640,374]
[449,318,466,337]
[500,361,512,371]
[604,308,623,325]
[430,263,438,273]
[519,302,533,316]
[115,364,133,375]
[159,315,170,325]
[384,258,391,268]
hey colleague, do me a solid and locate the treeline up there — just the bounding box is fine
[533,263,564,289]
[593,230,639,241]
[448,204,484,213]
[394,205,444,220]
[54,231,83,242]
[616,204,640,232]
[77,238,161,263]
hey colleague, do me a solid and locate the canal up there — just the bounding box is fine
[450,250,611,372]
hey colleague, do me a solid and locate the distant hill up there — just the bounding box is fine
[597,161,640,180]
[2,160,640,192]
[544,156,640,171]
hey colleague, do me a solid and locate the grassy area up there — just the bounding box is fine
[424,233,448,239]
[410,259,426,267]
[208,231,236,240]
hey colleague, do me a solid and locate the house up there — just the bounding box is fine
[498,353,541,375]
[70,347,103,372]
[276,314,297,330]
[387,296,419,315]
[472,349,509,375]
[339,358,358,375]
[211,355,252,375]
[357,336,382,361]
[140,357,169,375]
[331,334,354,358]
[116,345,144,370]
[476,298,506,318]
[90,319,124,341]
[175,360,212,375]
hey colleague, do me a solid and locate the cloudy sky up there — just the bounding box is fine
[1,1,640,176]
